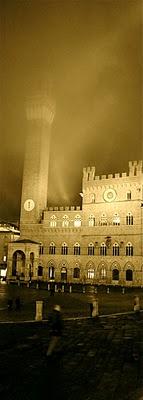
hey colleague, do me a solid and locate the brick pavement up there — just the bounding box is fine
[0,313,143,400]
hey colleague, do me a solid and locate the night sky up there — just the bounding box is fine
[0,0,142,223]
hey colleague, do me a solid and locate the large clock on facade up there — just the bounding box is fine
[24,199,35,211]
[103,188,116,202]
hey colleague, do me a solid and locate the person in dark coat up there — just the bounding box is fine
[8,299,13,311]
[50,282,55,296]
[89,302,93,317]
[46,305,63,357]
[15,296,21,311]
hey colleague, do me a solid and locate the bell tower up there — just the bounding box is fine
[20,95,55,232]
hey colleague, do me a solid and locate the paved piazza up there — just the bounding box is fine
[0,314,143,400]
[1,284,143,399]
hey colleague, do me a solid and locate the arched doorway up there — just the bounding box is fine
[112,269,119,281]
[38,265,43,277]
[61,267,67,282]
[12,251,25,278]
[73,267,80,279]
[126,269,133,282]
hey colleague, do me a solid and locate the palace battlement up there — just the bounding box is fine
[46,206,81,212]
[83,161,143,182]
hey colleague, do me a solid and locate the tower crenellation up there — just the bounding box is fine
[83,161,143,184]
[129,160,143,176]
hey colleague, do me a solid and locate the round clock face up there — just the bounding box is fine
[24,199,35,211]
[103,188,116,202]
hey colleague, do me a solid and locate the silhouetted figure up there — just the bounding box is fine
[8,299,13,311]
[46,305,63,357]
[134,295,140,319]
[15,296,21,311]
[50,283,55,296]
[89,302,93,317]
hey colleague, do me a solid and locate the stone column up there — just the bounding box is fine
[35,301,43,320]
[92,299,99,317]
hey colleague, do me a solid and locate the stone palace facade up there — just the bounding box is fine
[7,96,143,287]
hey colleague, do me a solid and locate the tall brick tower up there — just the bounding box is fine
[20,95,55,233]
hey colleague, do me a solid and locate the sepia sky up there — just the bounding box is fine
[0,0,142,223]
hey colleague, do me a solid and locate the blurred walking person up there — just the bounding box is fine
[46,305,63,357]
[15,296,21,311]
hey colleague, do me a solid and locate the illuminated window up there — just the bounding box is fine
[74,243,80,255]
[126,269,133,281]
[90,193,95,203]
[87,269,95,279]
[0,268,7,278]
[126,212,133,225]
[74,215,81,227]
[126,243,133,256]
[100,266,106,279]
[3,255,7,262]
[49,265,55,279]
[62,215,69,227]
[100,243,107,256]
[100,214,107,226]
[73,267,80,278]
[49,242,56,255]
[127,191,131,200]
[61,242,68,255]
[50,215,57,227]
[88,243,94,256]
[112,269,119,280]
[89,215,95,227]
[113,213,120,225]
[113,243,119,256]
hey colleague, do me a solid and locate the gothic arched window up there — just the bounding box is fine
[74,215,81,227]
[61,242,68,255]
[126,242,133,256]
[126,212,133,225]
[100,266,106,279]
[62,215,69,228]
[88,243,94,256]
[113,243,119,256]
[87,269,95,279]
[49,265,55,279]
[74,243,80,255]
[49,242,56,255]
[50,215,57,227]
[88,214,95,227]
[100,214,107,226]
[100,243,107,256]
[113,213,120,225]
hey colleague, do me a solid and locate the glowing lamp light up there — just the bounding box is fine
[1,268,7,278]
